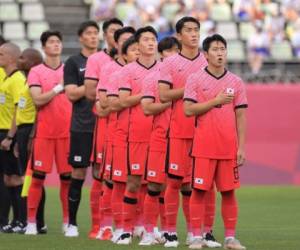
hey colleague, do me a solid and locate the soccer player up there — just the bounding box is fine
[16,48,46,233]
[95,26,136,241]
[107,36,140,243]
[183,34,247,250]
[139,37,180,246]
[158,16,219,247]
[0,43,25,232]
[25,31,72,235]
[117,26,160,245]
[63,21,99,237]
[84,18,123,237]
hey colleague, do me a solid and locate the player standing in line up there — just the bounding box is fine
[116,26,160,245]
[63,21,99,237]
[95,26,136,241]
[138,37,180,246]
[159,17,220,248]
[184,34,247,250]
[15,48,46,234]
[25,31,72,235]
[84,18,123,238]
[106,36,140,243]
[0,43,25,232]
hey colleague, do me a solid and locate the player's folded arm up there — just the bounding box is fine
[118,88,141,108]
[29,85,57,107]
[107,95,122,112]
[158,81,184,103]
[84,77,98,101]
[64,84,85,102]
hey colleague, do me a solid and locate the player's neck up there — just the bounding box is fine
[180,47,199,59]
[206,65,225,78]
[137,54,156,68]
[81,47,97,57]
[44,56,61,69]
[4,64,18,76]
[116,55,126,65]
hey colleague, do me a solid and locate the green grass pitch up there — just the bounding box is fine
[0,186,299,250]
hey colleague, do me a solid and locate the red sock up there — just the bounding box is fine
[136,184,147,227]
[123,189,138,233]
[143,190,160,233]
[111,182,126,229]
[100,181,113,227]
[60,178,71,223]
[90,179,102,229]
[190,189,206,237]
[204,187,216,233]
[159,192,167,232]
[164,178,182,232]
[181,190,192,232]
[27,176,44,223]
[221,190,238,238]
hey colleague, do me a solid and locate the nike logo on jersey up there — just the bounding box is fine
[79,68,86,72]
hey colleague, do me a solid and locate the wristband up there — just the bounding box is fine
[52,84,64,94]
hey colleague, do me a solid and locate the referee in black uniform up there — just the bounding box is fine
[63,21,99,237]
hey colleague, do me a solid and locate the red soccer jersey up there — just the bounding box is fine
[142,69,171,151]
[97,60,124,143]
[159,52,207,139]
[84,50,112,81]
[27,63,71,138]
[119,60,160,143]
[183,68,248,159]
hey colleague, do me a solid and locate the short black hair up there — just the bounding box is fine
[0,35,6,46]
[78,20,99,36]
[158,36,181,53]
[114,26,136,43]
[102,18,123,33]
[202,34,227,52]
[40,30,62,47]
[175,16,200,33]
[122,36,138,55]
[135,26,158,42]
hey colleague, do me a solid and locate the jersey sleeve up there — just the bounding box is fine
[97,64,109,92]
[142,76,156,100]
[85,54,99,80]
[27,68,41,87]
[107,72,121,97]
[64,57,79,86]
[234,79,248,109]
[118,66,132,91]
[10,74,25,105]
[158,59,173,86]
[183,74,199,103]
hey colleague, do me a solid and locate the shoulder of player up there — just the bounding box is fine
[226,70,244,85]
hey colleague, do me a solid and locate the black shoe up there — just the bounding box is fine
[164,233,179,247]
[0,223,14,233]
[37,225,48,234]
[13,221,27,234]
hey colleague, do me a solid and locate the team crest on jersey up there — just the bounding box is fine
[114,170,122,176]
[74,156,82,162]
[170,163,178,170]
[195,178,204,185]
[131,164,140,170]
[148,171,156,177]
[35,160,42,167]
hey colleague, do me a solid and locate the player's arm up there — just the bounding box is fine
[158,82,184,103]
[95,99,110,117]
[64,84,85,102]
[141,97,171,116]
[84,78,97,101]
[0,107,17,151]
[30,85,63,108]
[235,107,247,166]
[108,95,122,112]
[98,90,109,109]
[119,90,142,108]
[184,90,234,117]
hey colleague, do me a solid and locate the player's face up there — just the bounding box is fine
[104,23,123,48]
[43,36,62,57]
[80,26,99,50]
[161,45,179,59]
[0,46,9,67]
[124,43,140,63]
[138,32,157,56]
[205,41,227,68]
[117,32,134,53]
[177,22,200,49]
[17,52,28,71]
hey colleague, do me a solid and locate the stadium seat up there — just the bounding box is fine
[211,3,232,21]
[239,22,256,41]
[27,21,49,40]
[17,0,39,2]
[227,40,246,61]
[0,3,20,21]
[270,41,293,61]
[216,22,238,40]
[3,21,25,40]
[22,3,45,21]
[11,39,30,50]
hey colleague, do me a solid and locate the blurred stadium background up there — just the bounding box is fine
[0,0,299,186]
